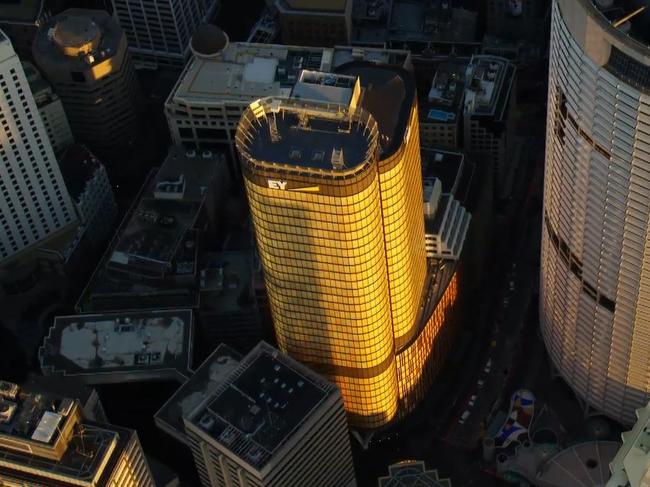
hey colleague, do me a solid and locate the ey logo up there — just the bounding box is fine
[268,180,287,190]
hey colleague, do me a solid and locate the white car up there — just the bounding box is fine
[484,359,492,373]
[477,379,485,388]
[509,281,515,291]
[468,395,477,407]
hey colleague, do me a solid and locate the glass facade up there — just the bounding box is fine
[237,72,449,428]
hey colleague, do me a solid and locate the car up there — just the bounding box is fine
[459,410,471,424]
[509,281,515,291]
[503,297,509,307]
[477,379,485,388]
[484,359,492,373]
[468,395,477,407]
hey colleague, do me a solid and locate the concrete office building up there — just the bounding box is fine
[58,144,117,247]
[236,65,430,428]
[0,0,48,60]
[165,40,411,179]
[111,0,220,68]
[77,146,226,313]
[541,0,650,425]
[32,9,141,161]
[275,0,352,47]
[183,341,357,487]
[22,61,74,155]
[463,55,516,198]
[0,31,76,266]
[417,57,467,149]
[0,379,155,486]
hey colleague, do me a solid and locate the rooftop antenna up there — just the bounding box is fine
[613,6,646,28]
[268,112,281,143]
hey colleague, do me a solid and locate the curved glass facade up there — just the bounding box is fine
[237,70,436,427]
[542,0,650,425]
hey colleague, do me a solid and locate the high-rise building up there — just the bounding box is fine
[0,379,155,486]
[182,341,357,487]
[165,41,411,179]
[541,0,650,425]
[463,55,516,198]
[275,0,352,47]
[32,9,141,162]
[0,0,48,60]
[111,0,220,68]
[58,144,117,247]
[0,31,76,265]
[236,65,429,428]
[21,61,74,155]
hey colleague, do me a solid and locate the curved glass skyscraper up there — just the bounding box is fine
[542,0,650,424]
[236,66,437,428]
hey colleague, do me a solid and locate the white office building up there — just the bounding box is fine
[22,61,74,155]
[541,0,650,425]
[0,30,76,264]
[111,0,220,68]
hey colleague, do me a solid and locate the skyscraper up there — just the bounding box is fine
[111,0,220,68]
[32,9,141,162]
[0,379,155,486]
[182,341,357,487]
[236,66,428,428]
[541,0,650,424]
[0,31,76,265]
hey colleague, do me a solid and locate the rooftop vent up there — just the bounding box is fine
[0,400,17,424]
[0,381,19,401]
[331,148,345,169]
[154,174,186,200]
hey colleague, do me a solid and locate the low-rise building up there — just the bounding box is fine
[39,309,194,384]
[165,41,410,178]
[180,342,357,487]
[422,150,471,260]
[275,0,352,47]
[0,379,155,486]
[76,146,227,313]
[463,55,516,198]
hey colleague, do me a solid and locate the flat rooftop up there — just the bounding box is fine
[242,99,375,173]
[0,0,43,23]
[155,344,242,445]
[353,0,478,46]
[419,58,467,123]
[336,62,415,158]
[39,309,193,383]
[77,147,222,312]
[184,342,336,471]
[199,251,254,314]
[464,55,516,119]
[168,42,409,107]
[422,149,464,195]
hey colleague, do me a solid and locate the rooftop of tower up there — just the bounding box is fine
[238,95,380,175]
[183,342,337,471]
[33,9,124,72]
[0,380,131,484]
[589,0,650,48]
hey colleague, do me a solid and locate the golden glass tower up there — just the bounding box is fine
[236,65,427,428]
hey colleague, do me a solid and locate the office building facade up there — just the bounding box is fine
[183,341,357,487]
[236,66,428,428]
[111,0,220,68]
[275,0,352,47]
[32,9,141,161]
[0,380,154,486]
[0,31,76,265]
[22,62,74,155]
[541,0,650,425]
